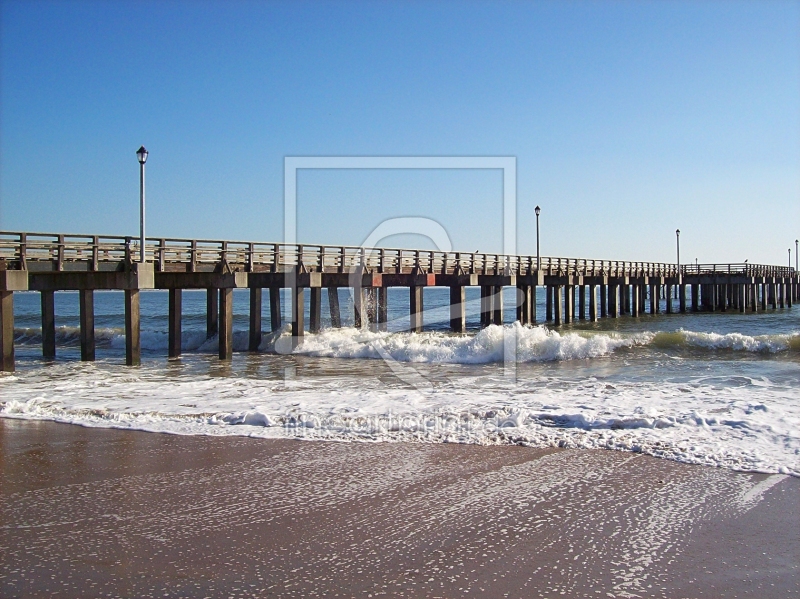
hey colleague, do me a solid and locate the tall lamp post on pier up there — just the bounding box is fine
[796,239,798,271]
[535,205,541,271]
[676,229,680,278]
[136,146,148,263]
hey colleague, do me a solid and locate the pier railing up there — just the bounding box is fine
[0,231,795,278]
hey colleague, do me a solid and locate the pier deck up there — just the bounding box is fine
[1,232,796,370]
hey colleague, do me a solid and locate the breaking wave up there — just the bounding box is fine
[12,324,800,363]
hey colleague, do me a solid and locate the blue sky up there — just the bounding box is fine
[1,0,798,265]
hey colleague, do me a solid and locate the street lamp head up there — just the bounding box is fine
[676,229,680,236]
[136,146,148,165]
[535,205,541,216]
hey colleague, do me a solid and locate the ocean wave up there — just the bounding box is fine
[13,323,799,363]
[3,398,797,477]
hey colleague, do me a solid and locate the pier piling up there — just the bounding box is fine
[219,288,233,360]
[206,289,218,339]
[169,288,182,358]
[248,288,261,351]
[270,287,282,331]
[309,287,322,334]
[125,289,141,366]
[79,289,95,361]
[41,290,56,358]
[328,288,341,328]
[450,286,466,333]
[0,291,14,372]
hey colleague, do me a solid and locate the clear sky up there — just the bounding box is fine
[1,0,798,265]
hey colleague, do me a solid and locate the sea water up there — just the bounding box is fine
[1,287,798,476]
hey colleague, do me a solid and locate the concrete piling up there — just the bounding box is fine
[450,286,466,332]
[377,287,388,331]
[41,290,56,359]
[545,285,553,322]
[600,284,607,318]
[270,287,282,331]
[410,286,424,332]
[0,291,14,372]
[206,288,218,339]
[554,286,563,326]
[169,288,182,357]
[219,288,233,360]
[481,286,493,327]
[328,287,341,328]
[79,289,95,361]
[125,289,141,366]
[290,286,304,349]
[309,287,322,333]
[492,286,503,325]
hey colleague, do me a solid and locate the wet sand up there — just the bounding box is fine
[1,418,797,598]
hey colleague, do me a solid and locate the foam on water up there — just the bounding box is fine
[13,323,800,362]
[1,353,798,476]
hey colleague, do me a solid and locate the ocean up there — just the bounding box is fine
[1,287,798,476]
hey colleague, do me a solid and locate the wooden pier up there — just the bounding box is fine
[0,231,797,371]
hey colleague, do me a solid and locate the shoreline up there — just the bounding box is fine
[2,418,798,598]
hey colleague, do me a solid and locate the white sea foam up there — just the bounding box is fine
[15,323,799,362]
[2,357,798,476]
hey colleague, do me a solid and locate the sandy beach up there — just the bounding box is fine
[1,418,797,598]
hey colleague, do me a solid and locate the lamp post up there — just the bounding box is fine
[535,205,541,271]
[136,146,148,263]
[796,239,798,271]
[676,229,680,278]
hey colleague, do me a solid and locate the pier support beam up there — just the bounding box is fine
[679,284,687,313]
[578,285,585,320]
[206,288,218,339]
[270,287,282,331]
[545,286,553,322]
[248,288,261,351]
[79,289,95,361]
[600,284,607,318]
[124,289,141,366]
[219,288,233,360]
[366,288,378,332]
[631,285,639,317]
[169,288,182,358]
[410,286,423,333]
[377,287,388,331]
[649,284,659,314]
[41,290,56,359]
[450,286,466,333]
[481,286,493,327]
[531,286,537,323]
[622,284,630,315]
[328,288,341,328]
[291,286,304,349]
[554,286,563,325]
[589,285,598,321]
[309,287,322,333]
[608,284,618,318]
[354,287,364,329]
[564,285,574,323]
[492,286,503,325]
[0,291,14,372]
[665,284,673,314]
